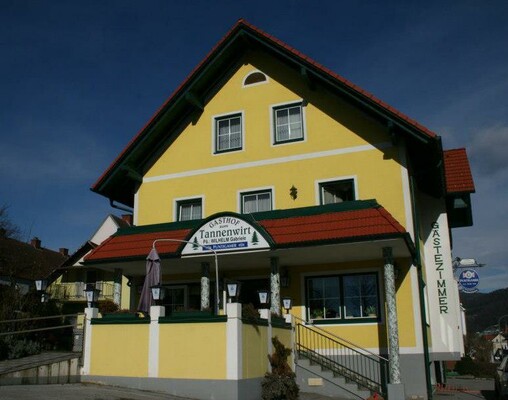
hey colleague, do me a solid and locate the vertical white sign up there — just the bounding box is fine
[420,196,463,359]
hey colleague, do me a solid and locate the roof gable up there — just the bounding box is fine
[91,19,443,206]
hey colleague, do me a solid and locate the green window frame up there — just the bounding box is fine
[319,179,355,205]
[177,198,202,221]
[273,103,304,144]
[305,272,380,323]
[241,190,272,213]
[215,114,242,153]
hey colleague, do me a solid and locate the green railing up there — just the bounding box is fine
[295,319,389,397]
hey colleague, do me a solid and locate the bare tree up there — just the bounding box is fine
[0,205,21,240]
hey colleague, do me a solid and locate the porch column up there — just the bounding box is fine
[200,262,210,311]
[113,268,122,306]
[82,307,98,375]
[148,305,165,377]
[383,247,402,385]
[270,257,281,316]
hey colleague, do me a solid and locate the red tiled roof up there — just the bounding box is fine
[259,207,405,246]
[92,19,439,194]
[85,229,191,262]
[443,148,475,194]
[84,204,407,263]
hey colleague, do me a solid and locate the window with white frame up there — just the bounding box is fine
[241,190,272,213]
[306,273,379,322]
[177,198,202,221]
[319,179,355,204]
[273,103,304,144]
[215,114,242,153]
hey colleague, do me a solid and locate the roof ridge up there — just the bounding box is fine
[92,19,440,198]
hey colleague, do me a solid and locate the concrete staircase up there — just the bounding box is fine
[0,352,81,385]
[296,356,371,399]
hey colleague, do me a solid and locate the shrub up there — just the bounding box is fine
[99,299,120,314]
[0,336,41,360]
[454,356,497,378]
[261,336,299,400]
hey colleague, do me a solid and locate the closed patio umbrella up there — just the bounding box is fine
[138,247,161,313]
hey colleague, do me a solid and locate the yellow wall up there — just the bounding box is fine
[137,53,406,229]
[285,259,416,349]
[158,322,227,379]
[242,323,269,378]
[90,324,149,377]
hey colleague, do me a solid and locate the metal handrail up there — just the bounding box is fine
[0,313,81,337]
[294,319,388,396]
[293,315,388,362]
[0,313,80,325]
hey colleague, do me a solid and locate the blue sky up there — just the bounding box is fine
[1,1,507,292]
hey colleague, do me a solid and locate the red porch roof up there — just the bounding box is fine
[84,201,410,264]
[443,148,475,194]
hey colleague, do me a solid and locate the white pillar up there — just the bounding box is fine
[226,302,242,379]
[82,307,98,376]
[259,308,273,372]
[148,305,165,377]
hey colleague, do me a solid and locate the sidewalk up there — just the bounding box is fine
[0,376,494,400]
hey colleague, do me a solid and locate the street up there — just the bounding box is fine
[0,377,496,400]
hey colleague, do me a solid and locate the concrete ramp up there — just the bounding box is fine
[0,352,81,385]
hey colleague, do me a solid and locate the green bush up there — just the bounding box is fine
[454,356,497,378]
[0,336,41,360]
[261,336,299,400]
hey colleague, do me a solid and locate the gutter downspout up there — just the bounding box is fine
[410,175,433,400]
[109,199,133,214]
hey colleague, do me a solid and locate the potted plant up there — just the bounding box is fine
[365,305,377,317]
[311,309,324,320]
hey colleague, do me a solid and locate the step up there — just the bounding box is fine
[296,357,371,399]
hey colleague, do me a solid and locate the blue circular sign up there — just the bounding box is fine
[458,269,480,291]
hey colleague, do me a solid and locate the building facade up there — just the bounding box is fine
[82,20,475,399]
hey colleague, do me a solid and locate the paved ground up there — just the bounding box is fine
[435,377,495,400]
[0,383,349,400]
[0,378,497,400]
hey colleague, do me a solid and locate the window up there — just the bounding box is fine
[306,273,379,322]
[319,179,355,204]
[273,103,303,143]
[163,286,187,313]
[215,114,242,153]
[243,71,267,86]
[177,198,202,221]
[241,190,272,213]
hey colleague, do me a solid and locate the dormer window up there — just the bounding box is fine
[243,71,268,87]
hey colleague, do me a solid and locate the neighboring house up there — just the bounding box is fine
[0,236,68,295]
[81,20,475,400]
[47,214,132,313]
[491,333,508,362]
